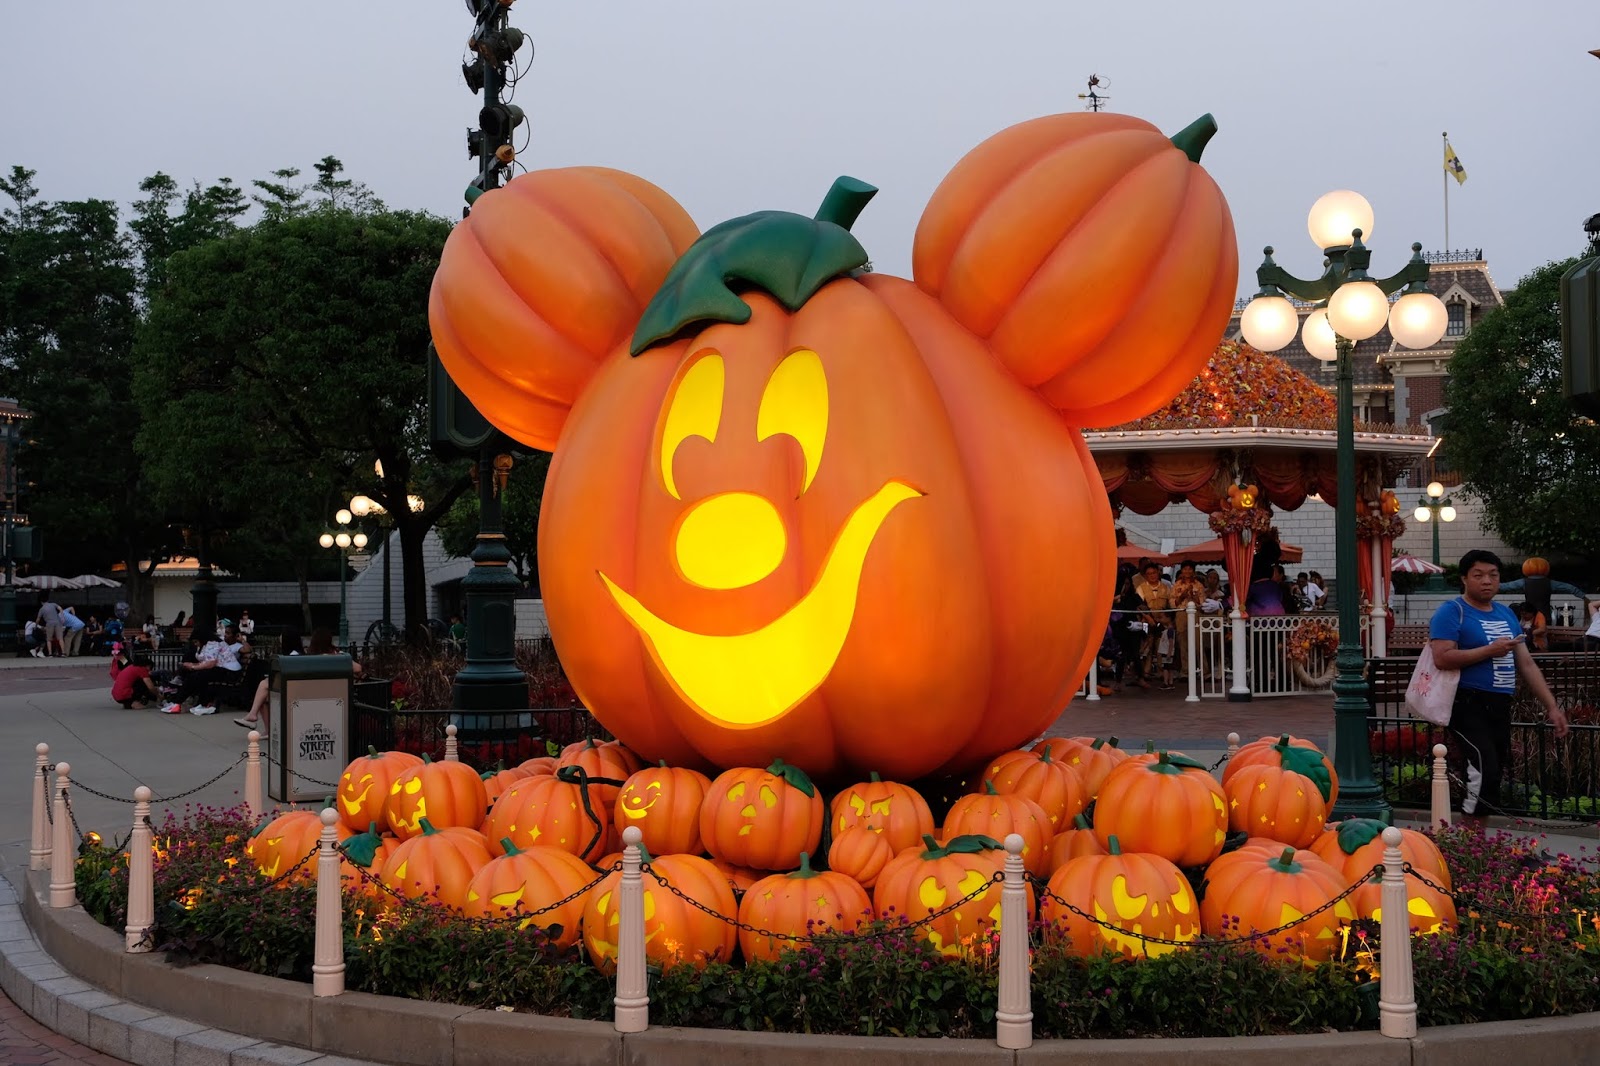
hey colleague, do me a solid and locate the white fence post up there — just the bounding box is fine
[1229,607,1251,701]
[1085,655,1100,701]
[1185,602,1199,703]
[444,723,459,762]
[1226,732,1240,759]
[312,808,345,996]
[1369,536,1388,658]
[1378,826,1417,1038]
[245,732,264,821]
[1431,744,1451,828]
[30,743,50,871]
[126,787,154,953]
[50,762,75,908]
[614,825,649,1033]
[995,832,1033,1050]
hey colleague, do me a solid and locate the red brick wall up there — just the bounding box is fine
[1406,374,1446,419]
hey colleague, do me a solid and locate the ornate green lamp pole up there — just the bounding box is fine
[318,509,367,648]
[1239,191,1449,822]
[1412,481,1456,591]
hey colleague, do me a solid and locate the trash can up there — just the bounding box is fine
[270,654,354,803]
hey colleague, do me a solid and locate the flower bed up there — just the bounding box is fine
[72,803,1600,1037]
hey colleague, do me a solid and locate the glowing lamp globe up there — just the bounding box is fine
[1307,190,1374,250]
[353,532,369,549]
[1239,294,1299,352]
[1302,308,1338,361]
[335,508,352,526]
[1440,505,1457,523]
[335,532,352,549]
[1326,281,1388,341]
[1389,290,1448,349]
[1426,481,1444,498]
[319,533,335,548]
[350,495,374,517]
[1414,506,1431,523]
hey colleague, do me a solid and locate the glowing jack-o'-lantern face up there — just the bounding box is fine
[434,113,1238,780]
[1041,837,1198,958]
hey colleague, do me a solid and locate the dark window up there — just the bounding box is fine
[1446,302,1466,336]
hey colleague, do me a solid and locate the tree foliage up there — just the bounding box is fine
[436,452,550,587]
[1442,256,1600,563]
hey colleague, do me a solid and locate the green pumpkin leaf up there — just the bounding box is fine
[766,757,817,799]
[939,834,1003,856]
[339,824,383,868]
[630,177,877,355]
[1162,753,1210,772]
[1333,818,1387,856]
[1277,742,1335,803]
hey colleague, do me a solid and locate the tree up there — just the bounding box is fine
[1442,256,1600,563]
[436,451,550,586]
[134,198,468,638]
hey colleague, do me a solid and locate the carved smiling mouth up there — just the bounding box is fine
[599,480,921,728]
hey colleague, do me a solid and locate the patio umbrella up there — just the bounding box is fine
[22,574,85,590]
[70,574,123,588]
[1391,554,1444,575]
[1116,543,1172,565]
[1166,537,1304,564]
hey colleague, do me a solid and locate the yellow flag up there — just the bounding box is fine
[1443,141,1467,185]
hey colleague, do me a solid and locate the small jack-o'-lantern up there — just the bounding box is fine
[1033,736,1127,798]
[485,770,613,863]
[337,748,423,834]
[481,762,537,806]
[384,757,490,840]
[377,820,493,911]
[1223,734,1338,811]
[430,111,1236,781]
[1309,820,1456,935]
[582,848,736,972]
[557,739,644,810]
[829,772,936,854]
[701,758,823,871]
[1093,752,1228,868]
[247,807,351,881]
[1041,835,1198,958]
[828,825,896,889]
[614,761,711,856]
[462,840,597,947]
[738,852,873,961]
[941,781,1051,877]
[1222,763,1327,850]
[1200,845,1355,961]
[1045,813,1106,874]
[873,834,1033,957]
[978,747,1088,830]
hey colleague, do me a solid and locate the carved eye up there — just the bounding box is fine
[657,352,725,500]
[757,349,828,494]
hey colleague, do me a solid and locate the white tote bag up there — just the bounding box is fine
[1404,599,1463,726]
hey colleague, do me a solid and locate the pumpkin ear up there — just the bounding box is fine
[911,112,1237,428]
[429,166,700,451]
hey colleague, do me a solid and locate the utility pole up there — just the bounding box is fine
[439,0,531,711]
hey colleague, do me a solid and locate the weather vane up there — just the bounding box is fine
[1078,74,1110,112]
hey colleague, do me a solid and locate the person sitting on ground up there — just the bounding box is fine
[109,645,160,709]
[23,619,46,657]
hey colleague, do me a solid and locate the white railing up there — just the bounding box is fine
[1186,610,1363,699]
[1194,610,1230,698]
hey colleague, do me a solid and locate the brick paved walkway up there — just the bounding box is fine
[0,991,127,1066]
[1045,685,1335,749]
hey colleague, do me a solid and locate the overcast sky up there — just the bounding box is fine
[3,1,1596,297]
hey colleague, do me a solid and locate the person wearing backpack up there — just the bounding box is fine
[1429,549,1568,823]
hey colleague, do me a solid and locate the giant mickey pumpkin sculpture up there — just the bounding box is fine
[430,112,1237,780]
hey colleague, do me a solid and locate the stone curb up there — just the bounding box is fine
[6,857,1600,1065]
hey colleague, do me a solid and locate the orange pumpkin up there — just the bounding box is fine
[338,822,398,893]
[829,772,936,854]
[1033,735,1126,798]
[485,771,612,862]
[1223,734,1339,811]
[377,820,493,910]
[337,748,423,834]
[613,761,711,856]
[941,781,1052,877]
[1092,752,1228,868]
[828,825,896,889]
[434,110,1236,782]
[738,852,873,961]
[1522,556,1551,578]
[481,762,537,806]
[700,759,823,871]
[873,834,1033,956]
[384,757,490,840]
[1309,820,1456,935]
[556,739,644,809]
[582,850,737,972]
[1045,813,1106,874]
[1041,835,1199,957]
[462,840,598,947]
[1222,763,1327,850]
[707,857,765,895]
[978,747,1087,830]
[1200,845,1355,961]
[246,808,351,881]
[518,755,560,776]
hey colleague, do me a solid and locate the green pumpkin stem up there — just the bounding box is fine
[1108,736,1121,749]
[1091,738,1107,751]
[419,818,439,836]
[500,838,520,855]
[814,176,878,230]
[870,771,882,783]
[1144,740,1156,754]
[422,753,433,764]
[1040,747,1054,764]
[1072,813,1092,831]
[921,833,940,854]
[790,852,821,880]
[367,745,379,757]
[1170,114,1218,164]
[984,779,999,795]
[1107,835,1123,856]
[659,759,669,768]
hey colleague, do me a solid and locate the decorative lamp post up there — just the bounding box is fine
[1239,190,1448,822]
[318,509,367,648]
[1412,481,1456,591]
[0,410,25,654]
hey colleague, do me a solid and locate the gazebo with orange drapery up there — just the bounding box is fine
[1083,341,1431,696]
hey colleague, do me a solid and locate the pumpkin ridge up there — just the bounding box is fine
[530,184,652,338]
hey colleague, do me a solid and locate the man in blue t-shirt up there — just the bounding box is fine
[1429,549,1567,820]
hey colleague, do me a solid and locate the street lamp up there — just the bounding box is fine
[349,482,424,644]
[1239,190,1448,823]
[318,510,367,647]
[0,410,26,654]
[1413,481,1456,591]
